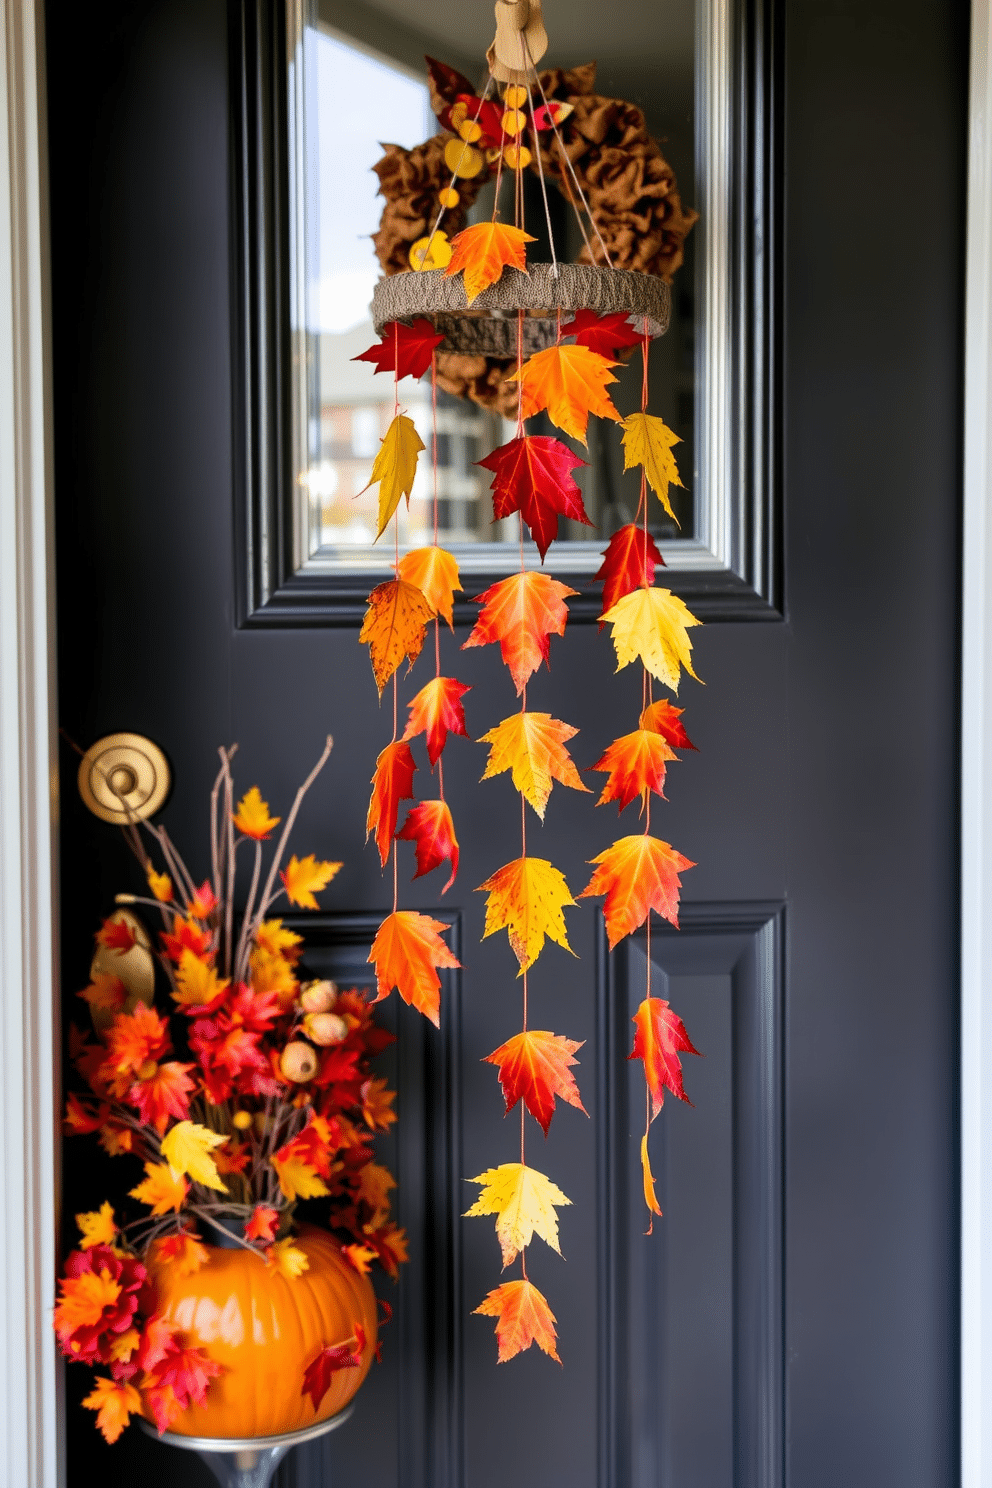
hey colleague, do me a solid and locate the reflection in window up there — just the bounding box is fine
[296,20,696,573]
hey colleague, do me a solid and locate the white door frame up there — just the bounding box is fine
[2,4,989,1487]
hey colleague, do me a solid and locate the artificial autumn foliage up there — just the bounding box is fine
[55,745,404,1441]
[510,342,623,443]
[445,220,535,302]
[477,435,590,560]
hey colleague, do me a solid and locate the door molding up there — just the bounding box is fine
[231,0,784,629]
[962,1,992,1481]
[0,2,61,1485]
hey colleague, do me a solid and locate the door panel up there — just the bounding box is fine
[46,0,962,1485]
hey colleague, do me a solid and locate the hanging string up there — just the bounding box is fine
[521,37,558,279]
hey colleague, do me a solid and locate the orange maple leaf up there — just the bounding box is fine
[478,856,576,972]
[462,572,577,695]
[361,1075,398,1131]
[484,1029,587,1135]
[366,740,417,867]
[359,578,433,694]
[82,1376,142,1444]
[445,221,535,303]
[578,834,695,948]
[188,879,219,919]
[639,698,697,752]
[479,711,590,819]
[630,995,701,1116]
[150,1230,210,1276]
[402,676,471,765]
[397,546,463,627]
[474,1279,561,1364]
[281,854,342,909]
[396,799,460,892]
[510,343,623,443]
[342,1243,378,1275]
[367,911,460,1027]
[129,1161,189,1216]
[78,971,127,1017]
[589,728,677,813]
[245,1205,279,1243]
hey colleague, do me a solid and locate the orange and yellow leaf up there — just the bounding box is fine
[474,1279,561,1363]
[281,854,341,910]
[368,910,460,1027]
[445,221,535,304]
[510,343,622,443]
[360,578,433,694]
[578,833,695,948]
[601,586,700,693]
[462,572,576,695]
[397,546,462,627]
[478,856,575,973]
[479,711,589,819]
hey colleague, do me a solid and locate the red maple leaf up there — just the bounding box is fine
[95,918,137,952]
[402,676,471,765]
[561,308,644,358]
[594,524,664,623]
[352,319,444,380]
[245,1205,279,1243]
[639,698,697,752]
[589,729,677,813]
[301,1326,366,1412]
[484,1029,587,1136]
[396,799,459,892]
[629,996,701,1115]
[477,436,590,561]
[366,741,416,867]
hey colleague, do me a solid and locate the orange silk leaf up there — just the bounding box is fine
[366,741,417,867]
[359,579,433,694]
[402,676,471,765]
[474,1279,561,1364]
[397,546,463,628]
[444,221,535,304]
[589,728,677,813]
[484,1029,587,1135]
[630,995,701,1117]
[578,833,695,948]
[639,698,698,752]
[367,911,460,1027]
[510,343,623,443]
[396,799,460,892]
[462,572,577,695]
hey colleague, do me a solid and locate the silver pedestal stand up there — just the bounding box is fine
[138,1404,354,1488]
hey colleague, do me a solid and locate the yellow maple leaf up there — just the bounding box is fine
[360,578,434,694]
[75,1200,116,1250]
[479,711,590,819]
[160,1120,229,1192]
[601,586,701,693]
[281,853,341,910]
[444,221,535,304]
[359,413,425,539]
[254,918,303,956]
[271,1151,330,1202]
[172,949,230,1010]
[510,343,622,443]
[266,1236,310,1280]
[232,785,281,839]
[464,1162,571,1267]
[641,1133,663,1219]
[621,411,684,522]
[478,856,576,973]
[147,868,172,903]
[396,546,462,628]
[249,946,298,1005]
[107,1327,141,1364]
[82,1376,142,1445]
[129,1161,189,1216]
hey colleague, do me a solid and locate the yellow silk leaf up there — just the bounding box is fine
[75,1201,116,1250]
[173,950,230,1010]
[478,856,576,972]
[397,546,463,628]
[640,1134,662,1217]
[510,343,622,443]
[232,785,281,839]
[129,1161,188,1216]
[281,853,342,910]
[479,711,589,819]
[265,1237,310,1280]
[360,578,433,694]
[464,1162,571,1267]
[601,586,701,693]
[359,414,425,539]
[445,221,535,304]
[147,868,172,903]
[160,1120,229,1192]
[621,411,684,522]
[271,1151,330,1202]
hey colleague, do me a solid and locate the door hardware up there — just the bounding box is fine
[77,731,171,824]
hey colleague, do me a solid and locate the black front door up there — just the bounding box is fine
[46,0,963,1484]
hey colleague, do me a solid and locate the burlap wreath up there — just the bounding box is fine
[370,57,698,417]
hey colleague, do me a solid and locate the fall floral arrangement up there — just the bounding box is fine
[54,741,405,1445]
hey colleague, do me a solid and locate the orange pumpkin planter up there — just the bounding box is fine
[145,1226,378,1439]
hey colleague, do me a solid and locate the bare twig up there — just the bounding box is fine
[248,736,334,938]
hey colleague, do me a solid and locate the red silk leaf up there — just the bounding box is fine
[402,676,471,765]
[477,436,590,561]
[245,1205,279,1243]
[352,319,444,380]
[578,834,695,948]
[484,1029,587,1136]
[594,524,664,624]
[368,911,460,1027]
[95,918,137,952]
[589,729,677,813]
[474,1279,561,1363]
[396,799,460,892]
[462,572,577,695]
[630,996,701,1116]
[561,308,644,358]
[366,741,416,867]
[301,1325,366,1412]
[639,698,698,752]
